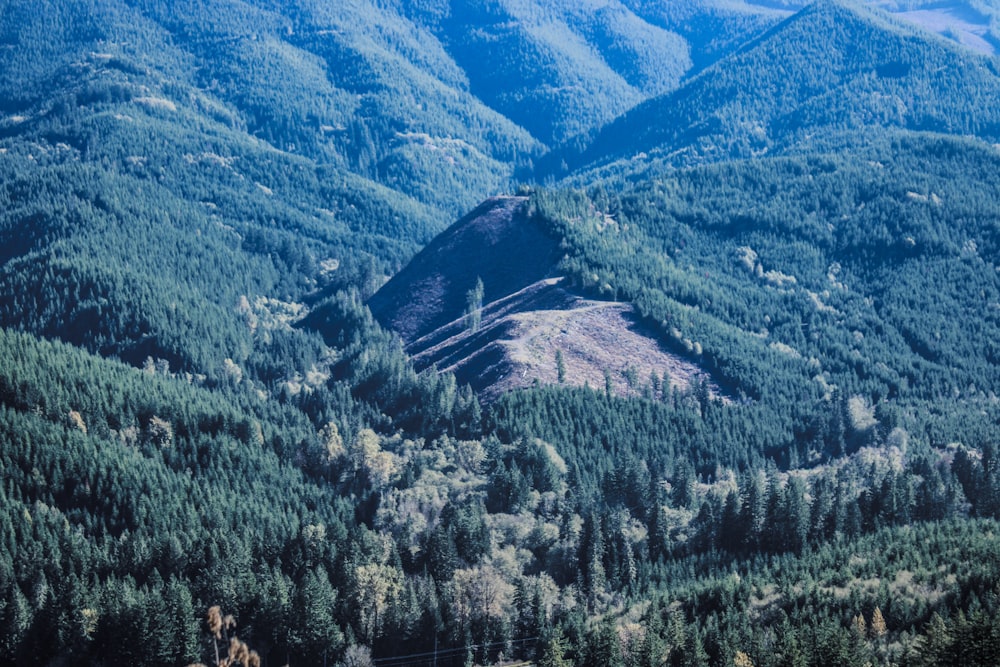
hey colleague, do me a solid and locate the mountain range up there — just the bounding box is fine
[3,1,1000,665]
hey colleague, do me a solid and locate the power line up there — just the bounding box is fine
[372,637,538,667]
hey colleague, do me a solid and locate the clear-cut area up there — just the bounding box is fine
[369,196,722,401]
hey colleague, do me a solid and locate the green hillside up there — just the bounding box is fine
[552,134,1000,403]
[1,0,539,220]
[542,0,1000,177]
[3,0,1000,665]
[507,132,1000,477]
[0,0,533,377]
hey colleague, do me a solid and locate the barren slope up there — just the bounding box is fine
[409,277,723,402]
[369,196,724,400]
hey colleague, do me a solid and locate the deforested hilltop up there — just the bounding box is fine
[367,196,560,343]
[367,196,725,401]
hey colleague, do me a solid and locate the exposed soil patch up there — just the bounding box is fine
[409,278,724,403]
[369,196,725,401]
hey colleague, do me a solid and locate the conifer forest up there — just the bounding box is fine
[2,0,1000,665]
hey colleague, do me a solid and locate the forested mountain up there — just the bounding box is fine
[3,0,1000,666]
[541,0,1000,178]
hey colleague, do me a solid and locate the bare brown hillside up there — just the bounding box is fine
[368,196,724,400]
[407,277,724,402]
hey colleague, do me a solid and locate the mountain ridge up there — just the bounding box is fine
[538,0,1000,178]
[4,2,1000,665]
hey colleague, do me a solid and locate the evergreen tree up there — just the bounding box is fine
[537,626,572,667]
[586,616,623,667]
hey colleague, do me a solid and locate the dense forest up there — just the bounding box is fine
[3,0,1000,665]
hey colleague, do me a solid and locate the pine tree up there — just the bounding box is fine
[639,609,667,667]
[739,473,767,551]
[580,514,607,608]
[647,477,669,562]
[684,630,710,667]
[290,570,343,662]
[586,616,623,667]
[427,525,459,582]
[465,278,484,333]
[915,612,952,666]
[537,626,572,667]
[784,476,810,553]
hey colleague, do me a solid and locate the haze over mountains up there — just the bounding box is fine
[3,1,1000,665]
[545,0,1000,178]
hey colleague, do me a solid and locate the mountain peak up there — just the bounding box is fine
[544,0,1000,178]
[368,195,727,401]
[367,196,561,344]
